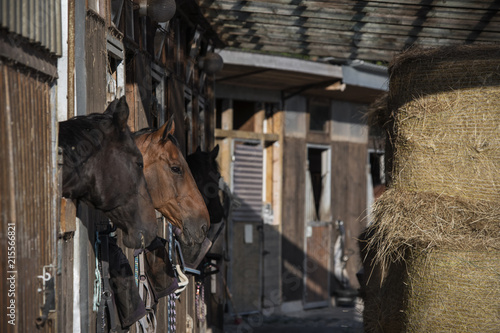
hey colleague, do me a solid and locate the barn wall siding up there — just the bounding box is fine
[331,141,367,290]
[280,114,368,305]
[281,136,306,302]
[0,62,57,333]
[0,0,62,56]
[85,11,107,115]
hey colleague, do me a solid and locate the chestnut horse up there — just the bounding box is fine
[59,97,158,249]
[134,118,210,263]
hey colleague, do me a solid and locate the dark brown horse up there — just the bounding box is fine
[58,97,158,249]
[186,145,226,226]
[134,118,210,263]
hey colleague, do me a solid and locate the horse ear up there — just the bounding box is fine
[104,97,121,115]
[112,96,130,131]
[161,115,175,141]
[210,144,220,159]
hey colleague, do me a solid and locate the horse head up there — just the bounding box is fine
[134,117,210,263]
[186,145,225,225]
[59,97,158,249]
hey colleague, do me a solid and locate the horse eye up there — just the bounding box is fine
[171,166,182,174]
[137,162,144,169]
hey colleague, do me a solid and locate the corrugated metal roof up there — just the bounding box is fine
[199,0,500,63]
[0,0,62,56]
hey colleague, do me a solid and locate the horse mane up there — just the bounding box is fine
[134,127,156,136]
[59,113,113,167]
[134,127,180,147]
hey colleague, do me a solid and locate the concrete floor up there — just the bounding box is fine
[222,299,364,333]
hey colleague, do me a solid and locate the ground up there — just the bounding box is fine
[221,299,364,333]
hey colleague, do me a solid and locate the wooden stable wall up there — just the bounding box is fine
[331,141,367,291]
[281,136,307,303]
[281,137,367,303]
[214,97,283,318]
[279,97,369,307]
[22,0,221,332]
[104,2,219,332]
[0,61,58,332]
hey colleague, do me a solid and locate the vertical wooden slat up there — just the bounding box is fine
[1,63,16,333]
[0,63,56,333]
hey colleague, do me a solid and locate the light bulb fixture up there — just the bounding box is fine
[138,0,176,23]
[200,53,224,75]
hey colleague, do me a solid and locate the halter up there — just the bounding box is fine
[140,232,146,249]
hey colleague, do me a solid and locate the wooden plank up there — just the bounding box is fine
[207,16,500,48]
[217,24,500,45]
[221,41,396,62]
[200,1,500,29]
[60,198,77,234]
[248,0,500,12]
[220,99,233,131]
[265,143,273,204]
[281,136,306,301]
[230,222,262,313]
[201,0,500,22]
[326,0,499,10]
[201,0,498,11]
[304,225,331,307]
[219,30,472,53]
[206,12,500,40]
[254,105,264,133]
[215,128,279,142]
[330,141,367,290]
[86,11,107,115]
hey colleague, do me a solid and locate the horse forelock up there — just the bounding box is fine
[134,127,179,147]
[187,150,220,183]
[134,127,156,137]
[60,113,136,169]
[167,133,180,147]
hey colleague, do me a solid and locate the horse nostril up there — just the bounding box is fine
[201,224,208,235]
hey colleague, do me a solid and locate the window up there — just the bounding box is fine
[305,146,332,222]
[309,98,330,132]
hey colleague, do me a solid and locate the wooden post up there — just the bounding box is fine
[221,99,233,131]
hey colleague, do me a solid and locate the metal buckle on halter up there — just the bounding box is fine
[174,239,201,275]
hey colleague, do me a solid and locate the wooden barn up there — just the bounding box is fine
[1,1,499,333]
[1,0,223,332]
[212,50,388,315]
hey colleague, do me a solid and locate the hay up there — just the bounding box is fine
[405,249,500,332]
[366,91,390,130]
[366,189,500,270]
[362,44,500,333]
[391,87,500,201]
[362,247,500,333]
[388,44,500,112]
[386,45,500,200]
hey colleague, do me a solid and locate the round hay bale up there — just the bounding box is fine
[366,188,500,267]
[405,248,500,332]
[360,228,407,333]
[387,45,500,200]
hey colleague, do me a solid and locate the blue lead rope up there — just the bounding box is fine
[134,255,139,286]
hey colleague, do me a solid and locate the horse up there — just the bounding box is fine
[134,118,210,264]
[58,96,158,249]
[186,145,226,226]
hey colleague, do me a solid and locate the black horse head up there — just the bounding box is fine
[186,145,225,225]
[58,97,158,249]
